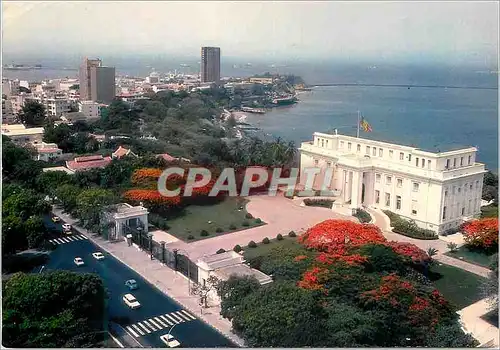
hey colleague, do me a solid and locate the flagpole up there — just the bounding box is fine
[356,110,360,138]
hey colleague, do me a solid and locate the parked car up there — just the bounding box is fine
[125,279,138,290]
[122,293,141,309]
[62,224,72,234]
[52,216,61,223]
[92,252,105,260]
[160,334,181,348]
[74,257,84,266]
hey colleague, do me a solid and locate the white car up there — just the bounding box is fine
[122,293,141,309]
[160,334,181,348]
[62,224,72,233]
[74,257,84,266]
[92,252,105,260]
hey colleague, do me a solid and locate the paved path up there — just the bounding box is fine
[458,298,499,347]
[364,208,492,278]
[52,208,245,347]
[167,194,356,260]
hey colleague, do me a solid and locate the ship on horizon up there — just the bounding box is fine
[3,64,42,70]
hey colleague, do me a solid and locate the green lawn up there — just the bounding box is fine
[243,236,300,261]
[481,204,498,218]
[445,246,496,268]
[165,197,265,242]
[430,263,486,309]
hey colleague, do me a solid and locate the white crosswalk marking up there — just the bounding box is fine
[165,314,180,324]
[61,238,71,243]
[66,236,75,241]
[49,239,55,243]
[174,311,190,321]
[74,235,83,240]
[154,317,168,328]
[132,324,145,336]
[149,318,162,330]
[49,235,91,245]
[159,315,174,326]
[81,235,88,240]
[137,322,151,334]
[170,312,184,323]
[143,319,157,331]
[180,310,196,320]
[126,326,139,338]
[55,238,65,244]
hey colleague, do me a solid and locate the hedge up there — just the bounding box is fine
[233,244,242,252]
[262,237,270,244]
[303,198,334,208]
[248,240,257,248]
[216,248,226,254]
[200,230,209,237]
[276,233,284,240]
[383,210,438,240]
[354,208,372,223]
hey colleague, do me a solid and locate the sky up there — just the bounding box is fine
[2,1,499,67]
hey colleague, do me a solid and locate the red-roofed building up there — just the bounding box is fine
[112,146,138,159]
[33,142,63,162]
[66,154,112,172]
[156,153,191,163]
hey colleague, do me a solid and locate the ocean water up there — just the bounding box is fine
[3,62,498,170]
[245,85,498,171]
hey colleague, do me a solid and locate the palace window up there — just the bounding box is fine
[408,154,412,162]
[321,139,324,147]
[446,159,450,169]
[444,190,448,197]
[340,141,344,149]
[372,147,376,156]
[460,157,463,166]
[379,148,383,157]
[470,183,473,190]
[411,200,418,215]
[314,159,319,166]
[396,196,402,210]
[376,174,381,183]
[385,193,391,207]
[476,180,479,189]
[326,140,329,148]
[327,162,331,167]
[357,144,361,152]
[442,206,447,220]
[348,142,352,150]
[458,186,461,193]
[412,182,419,192]
[428,160,431,169]
[468,155,471,165]
[375,190,380,204]
[397,178,403,188]
[464,183,468,192]
[461,207,465,216]
[416,158,419,167]
[366,146,370,155]
[421,158,425,168]
[386,176,392,185]
[389,150,394,158]
[453,158,457,167]
[400,152,404,160]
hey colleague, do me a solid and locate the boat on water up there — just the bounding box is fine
[272,94,298,106]
[241,106,266,114]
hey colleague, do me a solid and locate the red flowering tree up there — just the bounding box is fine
[384,242,431,264]
[462,218,499,252]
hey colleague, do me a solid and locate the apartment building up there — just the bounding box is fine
[1,124,44,145]
[299,132,487,234]
[79,57,116,103]
[78,100,104,119]
[200,47,221,84]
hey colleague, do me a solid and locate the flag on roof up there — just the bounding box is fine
[360,117,372,132]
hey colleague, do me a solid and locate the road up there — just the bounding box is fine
[42,215,235,348]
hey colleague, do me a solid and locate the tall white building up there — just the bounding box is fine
[78,100,103,120]
[299,132,487,234]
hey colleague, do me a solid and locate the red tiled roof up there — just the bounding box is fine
[157,153,177,162]
[66,156,112,171]
[113,146,130,159]
[74,155,104,163]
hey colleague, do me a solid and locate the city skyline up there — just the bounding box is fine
[2,1,498,67]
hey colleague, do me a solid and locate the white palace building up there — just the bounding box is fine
[299,132,487,234]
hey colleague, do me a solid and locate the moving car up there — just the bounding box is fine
[92,252,105,260]
[160,334,181,348]
[74,257,84,266]
[62,224,72,234]
[122,293,141,309]
[125,279,138,290]
[52,216,61,223]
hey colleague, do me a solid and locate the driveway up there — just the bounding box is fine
[167,194,356,260]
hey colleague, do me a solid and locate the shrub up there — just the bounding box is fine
[233,244,242,253]
[216,227,224,233]
[262,237,270,244]
[447,242,458,252]
[354,208,372,223]
[276,233,284,240]
[248,240,257,248]
[462,218,499,252]
[255,218,263,224]
[245,213,254,219]
[229,224,237,230]
[384,210,438,240]
[303,198,334,208]
[288,231,297,237]
[216,248,226,254]
[187,234,195,240]
[242,221,250,227]
[200,230,209,237]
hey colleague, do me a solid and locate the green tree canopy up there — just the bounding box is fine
[17,100,47,127]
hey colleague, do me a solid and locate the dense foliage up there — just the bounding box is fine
[2,271,106,347]
[384,210,438,239]
[461,217,498,252]
[218,220,478,347]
